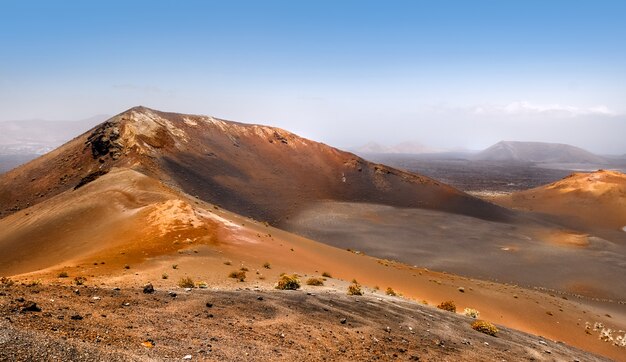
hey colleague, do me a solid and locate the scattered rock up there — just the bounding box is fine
[257,296,264,301]
[143,283,155,294]
[206,302,213,308]
[458,287,465,293]
[168,291,177,298]
[20,301,41,313]
[182,355,192,360]
[340,318,347,324]
[71,314,83,320]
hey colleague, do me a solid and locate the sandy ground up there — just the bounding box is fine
[284,201,626,301]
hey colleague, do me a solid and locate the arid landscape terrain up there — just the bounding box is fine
[0,107,625,361]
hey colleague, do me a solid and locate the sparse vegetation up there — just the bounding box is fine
[240,266,249,272]
[463,308,480,319]
[228,270,247,282]
[178,276,195,288]
[0,277,15,286]
[74,276,87,286]
[306,277,324,286]
[471,320,498,336]
[262,262,271,269]
[27,280,41,286]
[321,272,332,278]
[162,273,169,279]
[57,271,69,278]
[196,281,208,288]
[347,282,363,296]
[276,274,301,290]
[437,300,456,312]
[172,264,178,269]
[385,287,397,296]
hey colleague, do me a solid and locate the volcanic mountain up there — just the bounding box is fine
[0,106,508,224]
[0,107,624,360]
[474,140,606,164]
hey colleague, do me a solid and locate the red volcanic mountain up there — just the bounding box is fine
[0,106,509,224]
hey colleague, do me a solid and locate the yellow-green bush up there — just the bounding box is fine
[437,300,456,312]
[471,320,498,336]
[276,274,301,290]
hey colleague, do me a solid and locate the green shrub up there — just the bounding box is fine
[276,274,301,290]
[437,300,456,312]
[471,320,498,336]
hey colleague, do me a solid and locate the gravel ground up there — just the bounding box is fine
[0,282,612,362]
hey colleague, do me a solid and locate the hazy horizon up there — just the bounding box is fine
[1,1,625,153]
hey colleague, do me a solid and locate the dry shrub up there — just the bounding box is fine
[306,277,324,286]
[471,320,498,336]
[57,271,69,278]
[437,300,456,312]
[463,308,480,319]
[321,272,332,278]
[74,276,86,286]
[385,287,397,296]
[347,282,363,296]
[263,262,271,269]
[178,276,195,288]
[228,271,246,282]
[276,274,301,290]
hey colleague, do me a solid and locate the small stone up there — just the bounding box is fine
[340,318,347,324]
[168,291,177,298]
[257,296,264,301]
[20,301,41,313]
[206,302,213,308]
[538,340,547,345]
[143,283,155,294]
[185,288,192,292]
[92,296,101,300]
[458,287,465,293]
[183,355,192,360]
[71,314,83,320]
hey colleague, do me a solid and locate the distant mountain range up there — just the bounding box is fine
[473,141,607,164]
[0,115,109,155]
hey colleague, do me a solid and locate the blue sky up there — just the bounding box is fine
[1,0,625,153]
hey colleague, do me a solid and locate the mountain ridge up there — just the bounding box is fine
[474,140,606,163]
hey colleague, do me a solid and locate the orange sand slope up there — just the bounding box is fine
[0,167,624,360]
[493,170,626,231]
